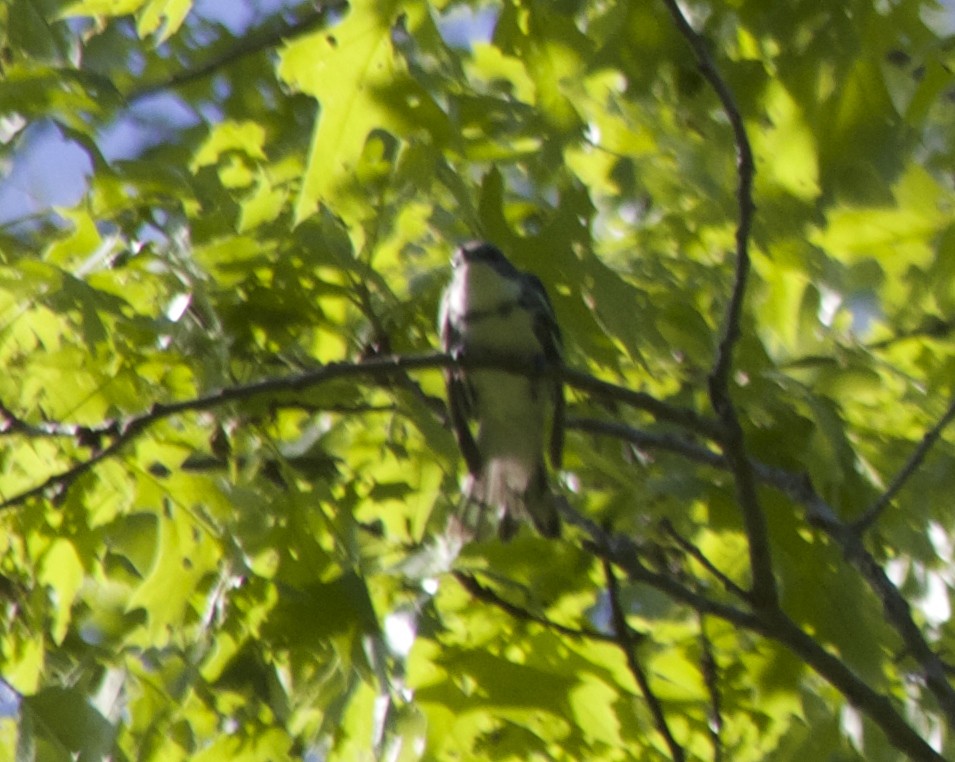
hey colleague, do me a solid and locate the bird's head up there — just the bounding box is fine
[453,241,520,279]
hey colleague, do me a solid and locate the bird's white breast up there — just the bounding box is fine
[448,262,541,356]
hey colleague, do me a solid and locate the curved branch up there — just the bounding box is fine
[660,0,773,610]
[453,571,616,643]
[0,353,711,510]
[570,415,955,724]
[603,559,686,762]
[854,393,955,533]
[578,512,945,762]
[657,1,756,392]
[127,3,346,102]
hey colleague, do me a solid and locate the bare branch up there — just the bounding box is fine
[567,415,955,724]
[697,616,724,762]
[568,417,723,468]
[660,519,749,601]
[453,571,615,643]
[0,353,444,509]
[578,512,945,762]
[809,505,955,727]
[0,353,711,510]
[770,472,955,722]
[854,394,955,533]
[784,316,955,370]
[128,3,346,102]
[0,400,115,445]
[603,559,686,762]
[660,0,774,610]
[562,369,719,438]
[658,0,756,393]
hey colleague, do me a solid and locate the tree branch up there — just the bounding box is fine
[568,415,955,724]
[784,315,955,371]
[577,513,945,761]
[453,571,616,643]
[660,518,749,601]
[769,473,955,725]
[568,417,724,469]
[853,394,955,533]
[127,3,346,102]
[562,369,719,438]
[656,1,756,393]
[603,559,685,762]
[0,353,711,509]
[697,615,724,762]
[660,0,774,609]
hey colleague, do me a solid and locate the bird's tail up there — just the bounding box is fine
[463,457,561,540]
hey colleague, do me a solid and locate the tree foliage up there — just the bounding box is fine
[2,0,955,759]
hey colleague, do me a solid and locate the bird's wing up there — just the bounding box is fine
[520,273,565,470]
[446,373,482,475]
[440,290,483,476]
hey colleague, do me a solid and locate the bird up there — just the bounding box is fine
[438,241,564,540]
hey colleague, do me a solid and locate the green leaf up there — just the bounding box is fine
[191,120,267,171]
[22,688,115,761]
[278,0,448,224]
[125,510,221,642]
[37,539,84,645]
[137,0,193,42]
[751,80,820,201]
[61,0,143,17]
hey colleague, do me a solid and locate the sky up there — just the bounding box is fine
[7,0,953,235]
[1,2,953,231]
[0,0,495,231]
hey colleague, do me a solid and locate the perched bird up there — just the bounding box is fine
[439,241,564,539]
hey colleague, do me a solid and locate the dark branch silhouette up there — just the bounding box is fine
[660,518,749,601]
[854,393,955,533]
[575,508,945,762]
[0,353,711,510]
[570,415,955,725]
[697,616,724,762]
[660,0,775,610]
[127,3,346,102]
[604,559,686,762]
[453,571,616,643]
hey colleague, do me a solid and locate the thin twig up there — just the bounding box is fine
[127,4,346,102]
[453,571,616,643]
[785,316,955,370]
[562,368,719,438]
[697,615,724,762]
[854,394,955,533]
[568,417,723,468]
[0,400,113,444]
[603,559,686,762]
[660,519,748,600]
